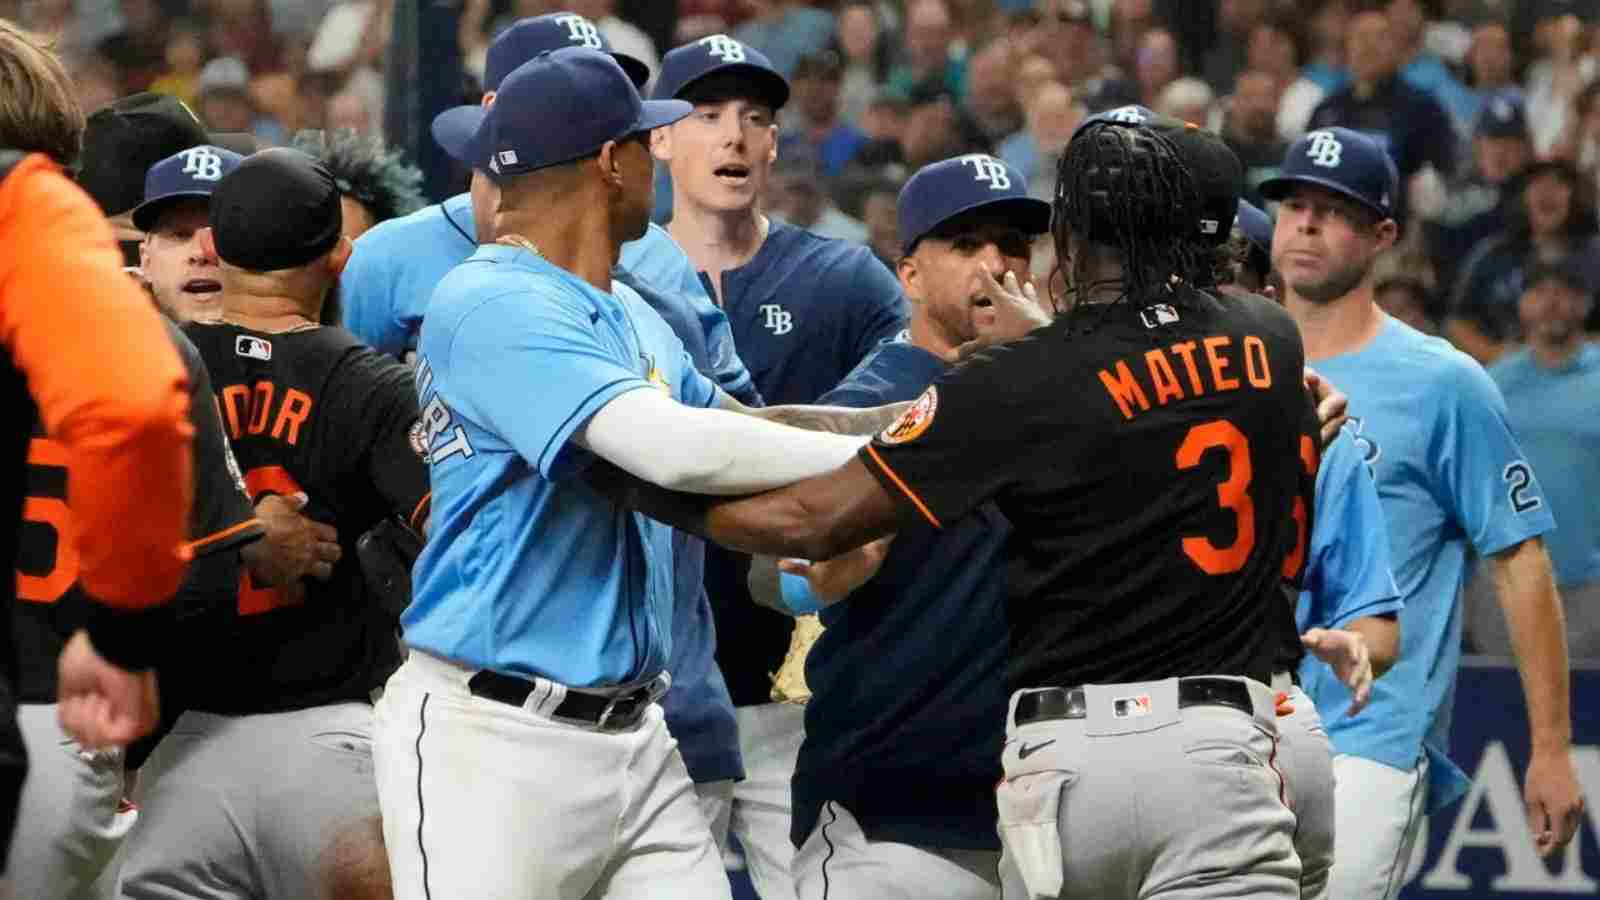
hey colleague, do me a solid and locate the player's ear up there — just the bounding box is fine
[327,235,352,276]
[896,251,921,299]
[598,140,623,186]
[650,126,670,163]
[139,233,152,271]
[767,124,778,164]
[1374,218,1399,253]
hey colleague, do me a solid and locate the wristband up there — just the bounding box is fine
[779,569,824,616]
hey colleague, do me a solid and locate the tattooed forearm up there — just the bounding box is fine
[756,401,912,436]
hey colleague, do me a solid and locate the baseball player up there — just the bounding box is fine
[0,19,195,880]
[114,148,432,900]
[769,153,1048,899]
[1262,126,1584,900]
[130,143,243,322]
[651,35,907,895]
[344,12,760,832]
[290,129,428,243]
[602,113,1327,900]
[1213,190,1406,900]
[372,48,898,900]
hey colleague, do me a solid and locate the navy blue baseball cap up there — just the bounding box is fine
[130,144,244,231]
[485,13,649,90]
[1235,199,1273,254]
[1475,93,1528,141]
[435,48,690,179]
[898,154,1051,256]
[653,34,789,110]
[1259,127,1399,222]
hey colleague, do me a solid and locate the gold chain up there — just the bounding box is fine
[496,234,542,256]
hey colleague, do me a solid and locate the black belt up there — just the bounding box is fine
[467,670,658,730]
[1014,677,1255,727]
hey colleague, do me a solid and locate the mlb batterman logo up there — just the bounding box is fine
[879,386,938,445]
[1113,694,1153,718]
[235,335,272,361]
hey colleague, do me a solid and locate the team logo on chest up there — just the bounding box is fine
[1305,131,1343,168]
[879,386,937,445]
[699,34,746,62]
[554,14,603,49]
[960,154,1011,190]
[759,303,793,335]
[181,146,225,181]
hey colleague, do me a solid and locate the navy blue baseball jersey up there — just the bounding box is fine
[700,220,908,706]
[791,336,1008,852]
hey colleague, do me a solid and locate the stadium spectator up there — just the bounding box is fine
[1109,0,1157,81]
[1202,0,1268,94]
[861,178,902,268]
[1246,11,1324,141]
[1464,20,1523,112]
[146,18,205,107]
[1156,75,1215,127]
[889,0,966,102]
[1306,1,1459,221]
[1424,92,1531,291]
[1449,158,1600,363]
[1468,258,1600,661]
[962,38,1022,144]
[997,79,1082,198]
[1226,69,1289,208]
[767,145,868,244]
[1386,0,1477,132]
[1302,0,1353,94]
[1135,27,1182,109]
[1375,273,1438,333]
[784,50,867,177]
[832,2,890,125]
[96,0,168,92]
[732,0,834,80]
[1525,7,1596,155]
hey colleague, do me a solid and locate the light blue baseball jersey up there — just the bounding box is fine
[1295,426,1403,635]
[1487,345,1600,588]
[404,245,719,687]
[341,191,717,361]
[1304,316,1554,813]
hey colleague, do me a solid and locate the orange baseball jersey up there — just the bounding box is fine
[0,152,193,669]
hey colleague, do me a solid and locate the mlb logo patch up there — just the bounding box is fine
[235,335,272,361]
[1113,694,1152,718]
[1139,304,1179,328]
[498,150,519,167]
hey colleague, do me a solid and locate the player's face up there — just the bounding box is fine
[903,220,1034,345]
[140,199,222,323]
[610,132,656,243]
[1518,278,1590,346]
[655,97,777,214]
[1272,185,1394,305]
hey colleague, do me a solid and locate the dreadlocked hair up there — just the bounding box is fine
[291,129,427,226]
[1052,123,1213,310]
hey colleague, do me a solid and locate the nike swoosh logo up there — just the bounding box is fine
[1017,740,1056,760]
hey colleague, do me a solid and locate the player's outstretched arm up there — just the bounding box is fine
[716,391,912,437]
[577,388,870,496]
[1485,536,1585,856]
[586,455,908,561]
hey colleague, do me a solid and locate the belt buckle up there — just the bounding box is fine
[595,695,623,730]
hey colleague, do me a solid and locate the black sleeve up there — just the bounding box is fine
[166,321,262,557]
[857,341,1042,527]
[325,347,431,530]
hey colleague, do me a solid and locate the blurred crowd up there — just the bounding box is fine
[6,0,1599,657]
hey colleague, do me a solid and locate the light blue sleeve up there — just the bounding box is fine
[447,286,652,479]
[700,299,762,406]
[1303,429,1402,631]
[620,223,711,302]
[677,348,719,409]
[1432,358,1557,556]
[340,232,412,358]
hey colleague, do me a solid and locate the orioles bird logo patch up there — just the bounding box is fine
[879,386,937,445]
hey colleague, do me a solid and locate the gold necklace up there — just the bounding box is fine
[496,234,542,256]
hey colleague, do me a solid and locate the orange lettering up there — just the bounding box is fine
[221,384,250,439]
[1282,436,1320,579]
[238,465,308,616]
[1145,349,1186,406]
[1175,420,1255,575]
[1099,361,1151,420]
[1243,336,1271,388]
[1203,336,1240,391]
[247,381,275,434]
[1170,341,1205,395]
[272,389,313,446]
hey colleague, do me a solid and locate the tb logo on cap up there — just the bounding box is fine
[960,154,1011,191]
[180,146,225,182]
[554,14,603,49]
[700,34,747,63]
[1107,106,1148,124]
[1306,131,1343,168]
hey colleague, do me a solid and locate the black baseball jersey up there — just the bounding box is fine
[13,320,262,704]
[178,322,429,714]
[860,289,1318,693]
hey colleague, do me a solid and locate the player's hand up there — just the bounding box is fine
[778,536,894,606]
[247,492,341,588]
[1301,627,1373,716]
[57,630,160,750]
[955,265,1052,360]
[1304,367,1349,445]
[1524,748,1585,856]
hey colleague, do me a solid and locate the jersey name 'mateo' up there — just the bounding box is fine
[861,289,1318,694]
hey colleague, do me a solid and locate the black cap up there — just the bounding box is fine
[211,148,343,271]
[77,93,210,216]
